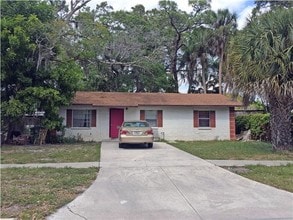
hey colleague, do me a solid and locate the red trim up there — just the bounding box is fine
[193,111,199,127]
[140,110,145,120]
[210,111,216,128]
[229,107,236,140]
[66,109,72,127]
[91,110,96,127]
[157,110,163,127]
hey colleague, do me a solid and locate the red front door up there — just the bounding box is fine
[110,108,124,138]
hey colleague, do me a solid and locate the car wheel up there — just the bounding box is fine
[148,143,153,148]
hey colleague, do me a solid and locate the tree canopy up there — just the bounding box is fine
[1,0,83,141]
[227,7,293,150]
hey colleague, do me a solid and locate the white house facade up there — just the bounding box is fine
[59,92,241,142]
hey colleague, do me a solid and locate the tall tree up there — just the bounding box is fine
[183,27,213,93]
[156,0,211,92]
[212,9,237,94]
[94,5,173,92]
[157,0,191,92]
[227,8,293,150]
[1,0,83,142]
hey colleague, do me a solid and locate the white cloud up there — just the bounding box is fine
[210,0,254,29]
[211,0,249,13]
[237,5,254,29]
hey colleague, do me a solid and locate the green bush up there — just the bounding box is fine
[236,115,250,134]
[248,114,270,140]
[236,114,270,141]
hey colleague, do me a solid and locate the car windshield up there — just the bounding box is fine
[123,122,149,128]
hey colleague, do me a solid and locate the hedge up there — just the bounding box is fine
[236,113,270,141]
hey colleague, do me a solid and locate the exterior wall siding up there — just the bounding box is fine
[60,106,231,142]
[151,106,230,141]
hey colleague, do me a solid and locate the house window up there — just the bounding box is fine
[194,110,216,128]
[145,110,158,127]
[140,110,163,127]
[199,111,210,127]
[66,109,96,128]
[73,110,91,127]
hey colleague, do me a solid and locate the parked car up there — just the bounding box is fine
[118,120,154,148]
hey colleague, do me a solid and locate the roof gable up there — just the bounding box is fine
[72,92,242,107]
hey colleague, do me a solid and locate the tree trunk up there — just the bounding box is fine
[269,95,293,151]
[200,53,207,94]
[170,40,179,93]
[218,44,224,94]
[187,54,196,93]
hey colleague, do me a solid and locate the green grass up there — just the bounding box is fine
[240,164,293,193]
[1,142,101,218]
[171,140,293,192]
[171,141,293,160]
[1,167,98,219]
[1,142,101,164]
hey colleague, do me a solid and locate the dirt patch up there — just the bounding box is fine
[223,166,250,174]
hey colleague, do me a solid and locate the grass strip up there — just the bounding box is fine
[171,141,293,160]
[239,164,293,193]
[1,143,101,164]
[1,167,98,219]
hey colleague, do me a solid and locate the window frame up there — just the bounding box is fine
[194,110,216,128]
[145,110,158,127]
[72,109,91,128]
[198,111,211,127]
[140,110,163,127]
[67,109,96,128]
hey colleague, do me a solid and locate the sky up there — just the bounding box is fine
[85,0,255,29]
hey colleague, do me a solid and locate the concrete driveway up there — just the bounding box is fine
[48,142,293,220]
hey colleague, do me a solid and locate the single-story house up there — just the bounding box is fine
[59,92,242,142]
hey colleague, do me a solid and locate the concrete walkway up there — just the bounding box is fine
[0,162,99,169]
[1,160,292,169]
[46,142,293,220]
[2,159,292,169]
[207,159,293,167]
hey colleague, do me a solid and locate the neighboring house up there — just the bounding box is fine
[59,92,242,142]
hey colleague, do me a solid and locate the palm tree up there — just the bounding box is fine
[183,27,213,93]
[212,9,237,94]
[227,8,293,151]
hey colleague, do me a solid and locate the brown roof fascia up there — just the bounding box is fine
[71,92,242,107]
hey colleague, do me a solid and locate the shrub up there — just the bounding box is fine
[248,114,270,140]
[236,115,250,134]
[236,113,270,141]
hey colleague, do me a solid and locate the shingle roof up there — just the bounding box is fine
[72,92,242,107]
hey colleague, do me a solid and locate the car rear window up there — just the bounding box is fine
[123,122,149,127]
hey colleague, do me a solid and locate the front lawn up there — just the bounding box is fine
[232,164,293,193]
[1,142,101,219]
[171,140,293,192]
[171,141,293,160]
[1,142,101,164]
[1,167,97,219]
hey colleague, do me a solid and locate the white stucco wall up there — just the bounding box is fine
[60,106,231,142]
[60,105,100,142]
[137,106,230,141]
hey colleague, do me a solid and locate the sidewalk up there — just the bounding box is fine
[207,160,293,167]
[1,160,292,169]
[0,162,99,169]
